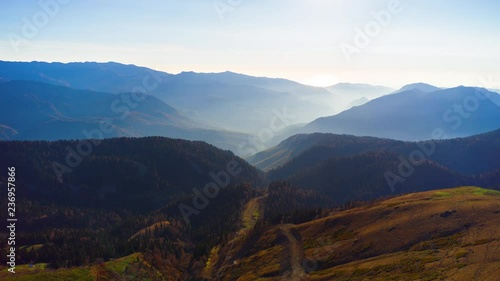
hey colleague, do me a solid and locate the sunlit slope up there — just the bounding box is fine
[0,253,165,281]
[227,187,500,280]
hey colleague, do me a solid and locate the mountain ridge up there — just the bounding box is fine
[303,85,500,141]
[250,129,500,175]
[0,80,253,154]
[393,82,442,94]
[0,60,340,133]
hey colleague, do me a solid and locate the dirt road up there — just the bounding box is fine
[212,194,268,279]
[279,224,306,281]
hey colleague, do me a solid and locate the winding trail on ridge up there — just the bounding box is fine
[279,224,307,281]
[212,194,268,279]
[240,194,268,233]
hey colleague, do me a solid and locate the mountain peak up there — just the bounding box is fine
[396,82,441,94]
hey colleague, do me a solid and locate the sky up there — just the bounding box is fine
[1,0,500,89]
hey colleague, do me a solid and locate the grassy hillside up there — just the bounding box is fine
[0,253,165,281]
[219,186,500,280]
[2,186,498,280]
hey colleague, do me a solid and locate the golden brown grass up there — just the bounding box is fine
[228,186,500,280]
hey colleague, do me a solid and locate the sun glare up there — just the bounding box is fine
[302,75,339,87]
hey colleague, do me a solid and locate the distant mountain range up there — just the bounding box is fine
[324,82,394,109]
[2,62,499,281]
[302,85,500,141]
[1,61,498,157]
[0,80,250,153]
[0,61,340,133]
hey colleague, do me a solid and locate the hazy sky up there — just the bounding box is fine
[1,0,500,88]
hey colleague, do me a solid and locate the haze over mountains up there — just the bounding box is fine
[1,60,499,280]
[325,83,394,109]
[0,80,250,153]
[302,85,500,141]
[1,60,499,158]
[0,61,337,133]
[392,82,442,94]
[2,0,500,278]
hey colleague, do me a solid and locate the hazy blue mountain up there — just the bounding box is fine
[303,86,500,140]
[0,61,337,133]
[392,82,441,94]
[324,83,394,110]
[0,60,173,93]
[173,70,330,95]
[348,96,370,107]
[325,83,394,99]
[151,74,335,132]
[0,80,251,153]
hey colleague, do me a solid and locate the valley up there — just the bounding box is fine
[1,133,498,280]
[2,1,500,279]
[0,61,498,281]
